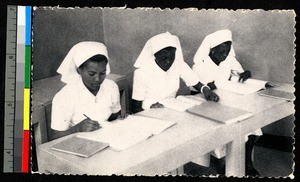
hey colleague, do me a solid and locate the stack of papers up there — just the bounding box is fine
[77,115,176,151]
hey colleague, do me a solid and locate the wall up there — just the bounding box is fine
[32,8,105,80]
[103,9,295,84]
[33,8,295,84]
[32,8,295,137]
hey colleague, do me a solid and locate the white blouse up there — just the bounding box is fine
[192,56,244,88]
[132,61,199,109]
[51,78,121,131]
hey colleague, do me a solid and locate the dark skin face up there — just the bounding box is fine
[154,46,176,71]
[77,59,107,96]
[209,41,232,66]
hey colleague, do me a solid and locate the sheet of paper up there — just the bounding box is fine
[176,95,206,105]
[160,97,198,112]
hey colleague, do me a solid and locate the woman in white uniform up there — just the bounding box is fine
[192,29,261,176]
[132,32,219,113]
[51,41,121,140]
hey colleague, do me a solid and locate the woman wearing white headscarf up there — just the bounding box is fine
[132,32,219,113]
[192,30,261,176]
[51,41,121,140]
[192,29,251,90]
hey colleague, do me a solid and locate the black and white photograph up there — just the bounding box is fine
[31,7,295,177]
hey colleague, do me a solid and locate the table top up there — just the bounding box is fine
[37,84,294,175]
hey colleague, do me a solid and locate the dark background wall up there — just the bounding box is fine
[32,8,105,80]
[103,9,295,84]
[32,8,295,137]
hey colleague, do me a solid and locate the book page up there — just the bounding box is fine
[160,97,197,112]
[77,115,176,150]
[218,76,269,95]
[176,95,206,105]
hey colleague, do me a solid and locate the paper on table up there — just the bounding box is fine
[176,95,206,105]
[160,95,204,112]
[217,76,274,95]
[77,115,176,151]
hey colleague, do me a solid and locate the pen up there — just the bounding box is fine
[83,113,91,120]
[83,114,105,127]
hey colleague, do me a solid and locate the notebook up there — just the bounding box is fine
[77,115,176,151]
[259,89,294,101]
[187,102,253,124]
[51,136,109,158]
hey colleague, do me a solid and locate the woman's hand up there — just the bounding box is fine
[75,118,101,132]
[117,113,129,120]
[239,70,251,82]
[207,81,217,90]
[150,102,164,109]
[202,87,219,102]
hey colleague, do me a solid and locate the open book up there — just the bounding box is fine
[218,75,275,95]
[51,136,109,158]
[77,115,176,151]
[187,101,253,124]
[160,95,206,112]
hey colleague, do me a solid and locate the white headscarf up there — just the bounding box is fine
[193,29,236,65]
[134,32,184,69]
[57,41,111,84]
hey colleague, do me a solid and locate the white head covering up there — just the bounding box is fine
[57,41,111,84]
[134,32,184,69]
[193,29,236,65]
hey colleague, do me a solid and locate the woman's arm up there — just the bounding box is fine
[193,82,219,102]
[132,99,144,114]
[108,111,121,121]
[51,118,101,140]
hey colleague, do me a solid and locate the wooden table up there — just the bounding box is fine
[36,84,294,176]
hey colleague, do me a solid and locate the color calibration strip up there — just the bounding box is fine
[4,5,31,173]
[22,6,31,173]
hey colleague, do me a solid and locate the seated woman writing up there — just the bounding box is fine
[192,29,261,176]
[131,31,219,114]
[51,41,121,140]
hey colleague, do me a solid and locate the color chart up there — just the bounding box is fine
[4,5,31,173]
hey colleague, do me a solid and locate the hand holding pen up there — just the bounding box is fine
[74,114,101,132]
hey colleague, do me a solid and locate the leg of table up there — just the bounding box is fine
[120,89,126,117]
[225,137,245,177]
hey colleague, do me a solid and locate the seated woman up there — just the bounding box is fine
[192,29,252,90]
[192,29,261,176]
[51,41,121,140]
[131,31,219,113]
